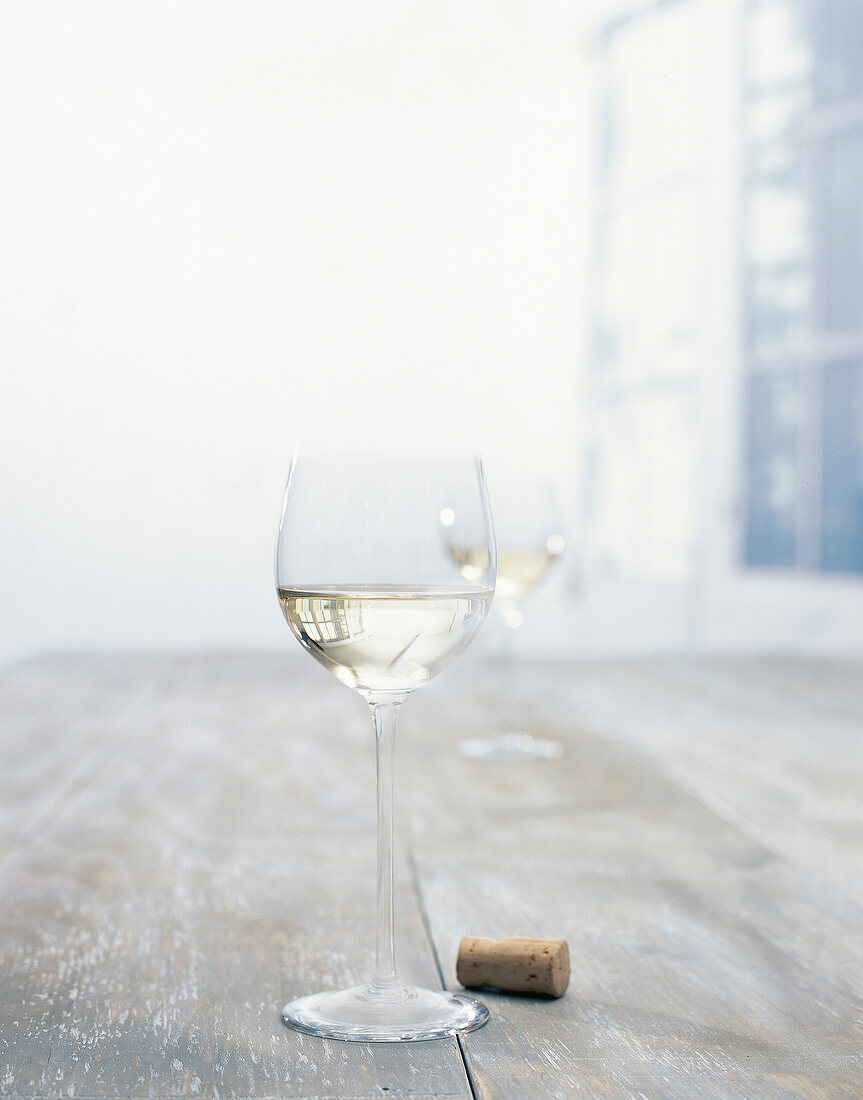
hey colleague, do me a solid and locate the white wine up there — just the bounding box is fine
[495,550,558,600]
[278,585,493,696]
[449,547,559,600]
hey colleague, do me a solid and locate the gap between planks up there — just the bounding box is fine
[405,846,481,1100]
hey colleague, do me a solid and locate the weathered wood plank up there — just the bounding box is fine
[543,656,863,904]
[0,655,472,1100]
[406,659,863,1099]
[0,658,170,865]
[3,653,863,1099]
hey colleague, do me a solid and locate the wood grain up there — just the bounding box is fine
[407,658,863,1099]
[0,655,471,1099]
[1,653,862,1098]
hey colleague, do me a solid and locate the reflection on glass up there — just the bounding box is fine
[816,127,863,334]
[745,143,811,351]
[813,0,863,105]
[744,370,802,567]
[821,359,863,571]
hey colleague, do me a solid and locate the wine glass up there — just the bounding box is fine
[275,453,496,1042]
[448,471,565,761]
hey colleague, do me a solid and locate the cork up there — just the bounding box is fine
[456,936,570,998]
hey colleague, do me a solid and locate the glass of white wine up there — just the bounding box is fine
[448,473,565,761]
[275,453,496,1042]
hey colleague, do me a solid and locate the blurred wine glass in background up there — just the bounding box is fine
[447,465,566,761]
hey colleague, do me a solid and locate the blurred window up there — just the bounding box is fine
[744,369,802,567]
[588,0,863,580]
[815,126,863,334]
[822,359,863,571]
[742,0,863,572]
[586,0,702,581]
[744,143,811,351]
[812,0,863,106]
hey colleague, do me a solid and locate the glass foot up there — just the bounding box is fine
[282,982,489,1042]
[459,730,563,762]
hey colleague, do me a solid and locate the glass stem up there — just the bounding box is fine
[369,699,401,994]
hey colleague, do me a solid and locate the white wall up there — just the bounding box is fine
[1,2,588,668]
[7,1,862,670]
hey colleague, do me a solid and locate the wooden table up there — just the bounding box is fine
[1,653,862,1099]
